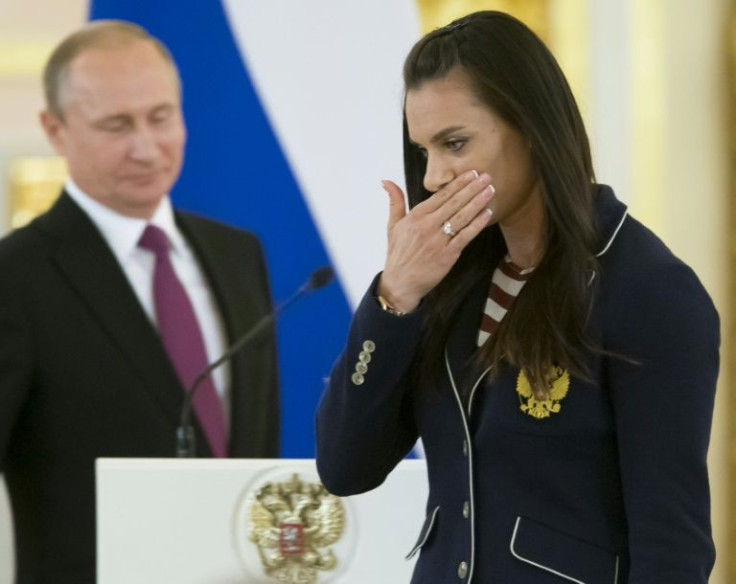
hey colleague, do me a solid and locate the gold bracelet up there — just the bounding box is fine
[376,294,406,316]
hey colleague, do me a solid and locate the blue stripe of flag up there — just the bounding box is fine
[88,0,352,457]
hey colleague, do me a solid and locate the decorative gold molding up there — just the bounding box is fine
[630,0,665,236]
[414,0,549,39]
[7,156,66,229]
[412,1,590,132]
[729,4,736,579]
[0,41,55,78]
[548,0,589,125]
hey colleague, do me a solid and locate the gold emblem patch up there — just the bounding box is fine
[248,473,345,583]
[515,366,570,419]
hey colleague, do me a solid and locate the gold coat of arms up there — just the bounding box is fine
[248,473,346,584]
[516,365,571,419]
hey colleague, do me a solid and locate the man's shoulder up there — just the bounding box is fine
[0,218,50,267]
[175,210,261,247]
[0,191,92,260]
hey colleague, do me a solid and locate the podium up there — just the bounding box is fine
[96,458,427,583]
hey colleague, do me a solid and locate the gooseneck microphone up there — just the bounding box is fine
[176,266,335,457]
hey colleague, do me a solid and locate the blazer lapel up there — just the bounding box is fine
[36,194,186,428]
[176,214,272,456]
[176,216,257,348]
[445,270,494,393]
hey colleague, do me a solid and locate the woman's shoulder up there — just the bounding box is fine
[592,186,717,326]
[593,185,697,282]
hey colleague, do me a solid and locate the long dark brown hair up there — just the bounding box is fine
[403,11,598,396]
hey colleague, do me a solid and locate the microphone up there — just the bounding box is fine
[176,265,335,457]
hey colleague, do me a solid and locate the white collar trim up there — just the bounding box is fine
[595,210,628,258]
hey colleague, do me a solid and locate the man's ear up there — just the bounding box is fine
[40,110,67,155]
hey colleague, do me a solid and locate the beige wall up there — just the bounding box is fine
[0,0,86,231]
[0,2,87,580]
[659,1,731,582]
[648,0,730,580]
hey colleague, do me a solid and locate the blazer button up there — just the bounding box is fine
[457,561,468,579]
[362,340,376,352]
[462,501,469,519]
[358,350,372,363]
[355,361,368,375]
[351,372,365,386]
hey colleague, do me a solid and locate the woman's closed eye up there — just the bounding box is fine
[445,138,468,153]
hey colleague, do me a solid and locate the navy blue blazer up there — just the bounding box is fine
[316,186,719,583]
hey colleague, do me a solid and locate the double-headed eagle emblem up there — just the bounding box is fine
[249,473,346,584]
[516,366,571,419]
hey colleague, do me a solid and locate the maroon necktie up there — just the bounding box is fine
[138,224,228,457]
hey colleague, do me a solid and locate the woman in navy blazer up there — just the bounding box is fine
[316,10,718,584]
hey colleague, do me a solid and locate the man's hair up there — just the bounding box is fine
[43,19,180,119]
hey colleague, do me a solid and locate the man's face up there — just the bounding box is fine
[41,40,186,219]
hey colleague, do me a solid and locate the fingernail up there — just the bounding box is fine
[480,185,494,200]
[466,170,479,180]
[380,180,389,192]
[485,208,493,217]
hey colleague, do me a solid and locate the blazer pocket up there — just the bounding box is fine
[405,505,440,560]
[510,516,620,584]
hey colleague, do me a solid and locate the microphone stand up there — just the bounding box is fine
[176,266,334,457]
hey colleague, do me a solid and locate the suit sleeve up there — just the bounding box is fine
[226,228,280,458]
[606,261,718,582]
[0,278,32,471]
[316,275,423,496]
[253,236,280,456]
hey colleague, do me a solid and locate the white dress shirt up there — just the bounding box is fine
[65,179,231,424]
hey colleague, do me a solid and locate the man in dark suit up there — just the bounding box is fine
[0,20,279,583]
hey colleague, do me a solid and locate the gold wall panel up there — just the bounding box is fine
[7,156,66,229]
[729,3,736,578]
[630,0,665,236]
[0,41,55,78]
[411,1,590,131]
[415,0,549,39]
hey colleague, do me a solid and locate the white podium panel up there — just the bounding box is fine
[97,458,427,584]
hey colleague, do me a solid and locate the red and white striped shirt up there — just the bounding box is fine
[477,256,534,346]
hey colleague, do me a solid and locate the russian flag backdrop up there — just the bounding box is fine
[88,0,420,456]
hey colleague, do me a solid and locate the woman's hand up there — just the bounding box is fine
[378,170,495,313]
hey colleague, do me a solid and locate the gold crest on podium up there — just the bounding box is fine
[247,473,346,584]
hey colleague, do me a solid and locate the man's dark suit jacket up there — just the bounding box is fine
[0,192,280,583]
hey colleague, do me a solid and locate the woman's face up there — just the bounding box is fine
[405,72,543,231]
